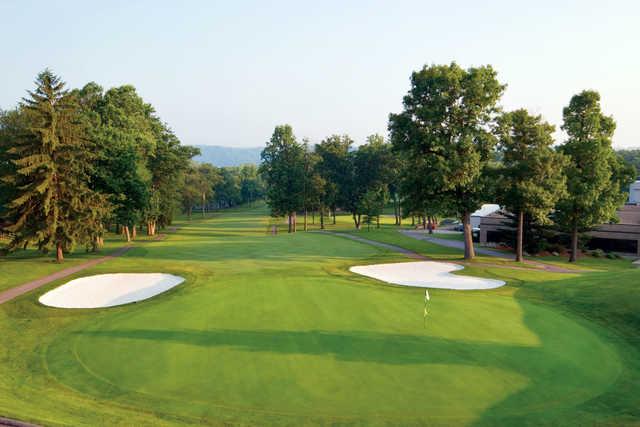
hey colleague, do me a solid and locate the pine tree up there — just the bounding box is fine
[3,70,108,262]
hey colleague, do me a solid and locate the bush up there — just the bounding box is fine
[591,249,605,258]
[606,252,616,259]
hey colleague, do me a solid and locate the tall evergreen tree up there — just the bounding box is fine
[555,90,635,262]
[2,70,109,262]
[495,109,567,262]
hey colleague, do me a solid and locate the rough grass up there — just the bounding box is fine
[0,205,638,426]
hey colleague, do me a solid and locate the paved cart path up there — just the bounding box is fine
[0,245,132,305]
[0,227,181,306]
[320,230,582,274]
[401,230,584,273]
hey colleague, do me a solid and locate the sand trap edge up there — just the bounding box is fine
[349,261,506,290]
[39,273,185,309]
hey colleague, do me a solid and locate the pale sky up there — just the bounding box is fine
[1,0,639,148]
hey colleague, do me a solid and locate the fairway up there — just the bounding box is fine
[1,205,638,426]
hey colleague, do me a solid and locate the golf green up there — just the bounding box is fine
[0,206,637,426]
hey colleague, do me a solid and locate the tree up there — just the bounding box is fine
[197,163,220,216]
[260,125,305,232]
[301,140,325,231]
[399,155,446,232]
[555,90,635,262]
[1,70,109,262]
[495,109,567,262]
[147,127,198,233]
[389,63,505,259]
[315,135,353,225]
[181,163,209,218]
[82,84,157,241]
[239,164,264,206]
[352,135,395,229]
[616,149,640,177]
[214,167,242,208]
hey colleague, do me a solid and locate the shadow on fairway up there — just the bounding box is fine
[77,327,547,368]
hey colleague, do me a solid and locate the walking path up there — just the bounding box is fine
[0,416,39,427]
[0,245,132,305]
[318,231,427,260]
[0,227,180,306]
[321,231,581,274]
[401,230,583,273]
[402,230,512,258]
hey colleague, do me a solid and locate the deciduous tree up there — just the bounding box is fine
[495,109,567,262]
[555,91,635,262]
[389,63,505,259]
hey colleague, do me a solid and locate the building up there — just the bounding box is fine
[479,180,640,256]
[471,204,500,228]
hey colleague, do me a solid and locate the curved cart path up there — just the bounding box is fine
[318,231,428,260]
[401,230,584,273]
[0,227,181,306]
[320,231,582,274]
[0,416,40,427]
[0,245,132,305]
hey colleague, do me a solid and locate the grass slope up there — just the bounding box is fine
[0,205,638,426]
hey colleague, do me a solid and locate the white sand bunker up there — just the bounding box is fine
[350,261,505,290]
[39,273,185,308]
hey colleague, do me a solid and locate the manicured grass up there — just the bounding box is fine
[0,205,639,425]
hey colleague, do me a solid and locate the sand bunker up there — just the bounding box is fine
[350,261,505,290]
[39,273,185,308]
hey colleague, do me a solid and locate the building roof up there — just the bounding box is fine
[471,204,501,218]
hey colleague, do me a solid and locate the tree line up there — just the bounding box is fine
[260,63,635,262]
[260,128,400,233]
[0,70,248,262]
[180,163,265,218]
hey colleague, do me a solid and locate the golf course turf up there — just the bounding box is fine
[1,206,639,426]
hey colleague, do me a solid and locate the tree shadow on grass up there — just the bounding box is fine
[77,327,543,370]
[470,277,637,426]
[76,296,627,425]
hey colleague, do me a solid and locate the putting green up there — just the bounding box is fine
[0,205,634,426]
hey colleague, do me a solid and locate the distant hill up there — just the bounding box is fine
[193,145,262,167]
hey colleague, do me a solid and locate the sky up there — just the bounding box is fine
[1,0,639,148]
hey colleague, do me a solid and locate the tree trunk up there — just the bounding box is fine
[427,216,433,234]
[422,216,427,230]
[188,206,192,219]
[569,224,578,262]
[304,209,308,231]
[353,213,360,229]
[56,242,64,263]
[292,211,297,233]
[288,213,292,233]
[202,194,206,217]
[462,211,475,260]
[516,210,524,262]
[394,197,399,225]
[312,210,315,225]
[320,206,325,230]
[411,216,415,226]
[124,225,131,242]
[333,209,336,225]
[376,215,380,229]
[132,225,137,240]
